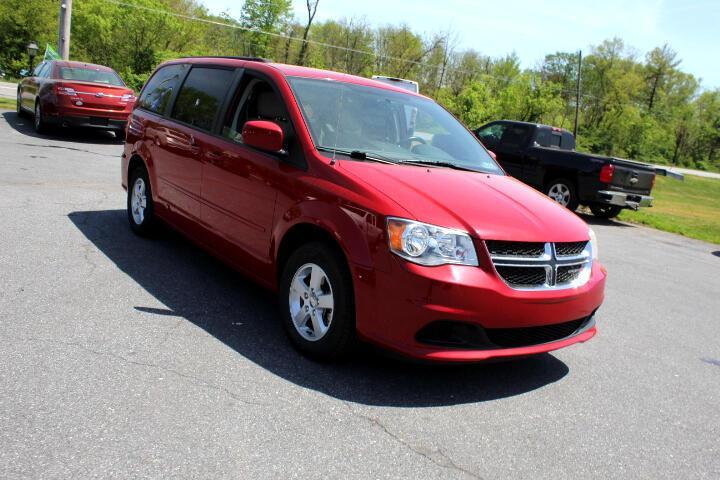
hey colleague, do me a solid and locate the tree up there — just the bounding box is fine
[240,0,292,58]
[296,0,319,66]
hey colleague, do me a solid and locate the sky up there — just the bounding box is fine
[200,0,720,88]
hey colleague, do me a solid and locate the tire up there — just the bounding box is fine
[590,204,623,219]
[545,178,579,211]
[114,129,126,141]
[33,100,47,134]
[279,242,356,361]
[127,164,157,236]
[16,90,25,117]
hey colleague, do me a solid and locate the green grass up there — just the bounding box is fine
[618,175,720,244]
[0,97,16,110]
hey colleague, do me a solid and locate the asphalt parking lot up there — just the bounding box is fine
[0,109,718,480]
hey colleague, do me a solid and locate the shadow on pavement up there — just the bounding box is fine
[68,209,570,407]
[712,251,720,258]
[2,111,123,145]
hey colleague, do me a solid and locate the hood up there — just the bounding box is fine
[338,161,590,242]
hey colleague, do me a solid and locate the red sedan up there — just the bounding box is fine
[121,57,606,363]
[17,60,135,136]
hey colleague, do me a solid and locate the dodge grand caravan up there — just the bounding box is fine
[121,57,606,362]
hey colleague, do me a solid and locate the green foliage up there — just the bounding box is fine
[619,175,720,244]
[0,0,717,171]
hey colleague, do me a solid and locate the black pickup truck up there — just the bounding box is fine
[474,120,665,218]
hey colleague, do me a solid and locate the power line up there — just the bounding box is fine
[94,0,601,100]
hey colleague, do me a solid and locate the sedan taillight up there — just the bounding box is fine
[600,164,615,184]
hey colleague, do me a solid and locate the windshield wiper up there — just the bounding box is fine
[316,147,397,164]
[398,159,484,173]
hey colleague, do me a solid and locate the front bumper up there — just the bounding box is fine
[356,255,606,363]
[597,190,653,210]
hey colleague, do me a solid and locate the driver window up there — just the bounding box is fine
[222,73,290,146]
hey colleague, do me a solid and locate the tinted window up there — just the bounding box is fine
[536,129,562,148]
[172,67,235,131]
[138,64,188,115]
[500,124,530,147]
[58,67,124,86]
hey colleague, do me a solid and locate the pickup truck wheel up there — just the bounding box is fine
[127,165,157,236]
[279,242,356,361]
[590,205,623,219]
[545,179,579,211]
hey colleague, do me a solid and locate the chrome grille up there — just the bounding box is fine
[486,241,592,290]
[485,240,545,257]
[555,241,588,256]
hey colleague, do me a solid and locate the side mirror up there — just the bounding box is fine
[487,150,497,161]
[19,69,29,78]
[242,120,284,153]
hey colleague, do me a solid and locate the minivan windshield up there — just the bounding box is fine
[287,77,503,175]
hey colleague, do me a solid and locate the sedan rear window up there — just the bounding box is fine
[58,67,124,86]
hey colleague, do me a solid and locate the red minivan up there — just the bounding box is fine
[17,60,135,136]
[121,57,606,363]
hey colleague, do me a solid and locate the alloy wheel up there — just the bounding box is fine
[130,177,147,225]
[547,183,571,206]
[288,263,334,341]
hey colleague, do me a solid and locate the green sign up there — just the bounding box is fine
[44,44,61,61]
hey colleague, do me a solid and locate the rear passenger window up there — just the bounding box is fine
[138,64,188,115]
[536,130,562,148]
[171,67,235,131]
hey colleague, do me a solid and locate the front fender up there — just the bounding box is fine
[272,199,375,270]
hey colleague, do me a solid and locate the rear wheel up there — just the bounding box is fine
[279,242,356,361]
[127,165,157,236]
[16,90,25,117]
[590,204,623,219]
[545,178,579,211]
[34,101,47,134]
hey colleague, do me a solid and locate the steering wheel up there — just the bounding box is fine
[407,136,427,146]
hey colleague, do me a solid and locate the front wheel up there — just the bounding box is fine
[127,165,157,236]
[545,178,579,211]
[590,204,623,219]
[279,242,356,361]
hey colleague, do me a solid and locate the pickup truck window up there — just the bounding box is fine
[476,124,505,145]
[500,124,531,148]
[536,129,562,148]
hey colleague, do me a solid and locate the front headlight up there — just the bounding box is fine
[588,228,599,260]
[387,217,479,266]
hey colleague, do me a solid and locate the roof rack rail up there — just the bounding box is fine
[181,56,272,63]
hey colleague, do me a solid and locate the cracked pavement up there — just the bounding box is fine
[0,109,718,479]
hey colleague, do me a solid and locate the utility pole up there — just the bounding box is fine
[58,0,72,60]
[573,49,582,138]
